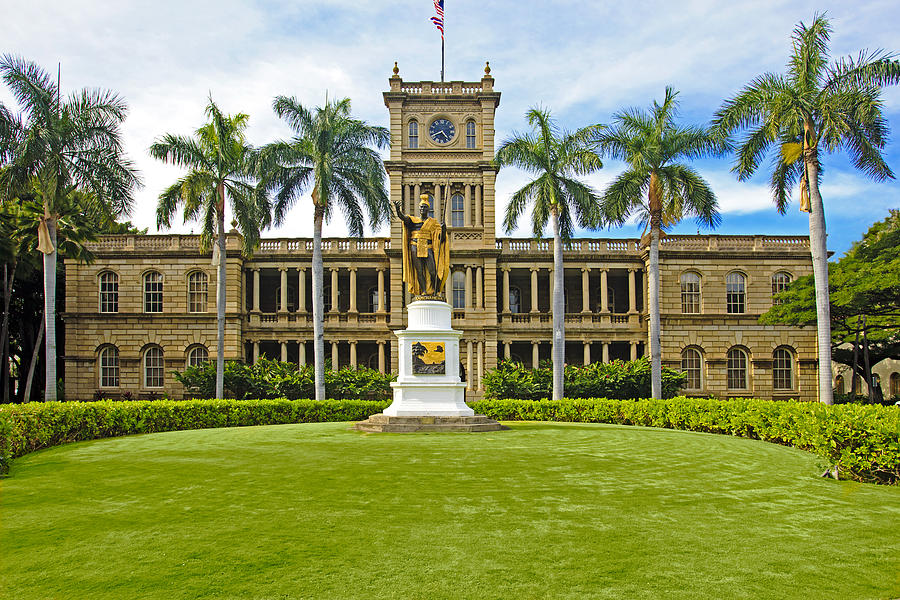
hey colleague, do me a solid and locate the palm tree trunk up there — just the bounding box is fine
[551,208,564,402]
[1,259,16,403]
[648,218,662,400]
[312,203,326,402]
[805,158,834,405]
[215,185,226,399]
[43,217,57,402]
[24,311,44,403]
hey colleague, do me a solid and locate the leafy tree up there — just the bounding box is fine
[762,210,900,401]
[258,96,390,401]
[712,15,900,404]
[0,55,140,401]
[493,108,603,402]
[594,88,725,399]
[150,98,266,400]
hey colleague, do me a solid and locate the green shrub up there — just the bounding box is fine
[482,357,686,400]
[470,397,900,485]
[0,398,389,465]
[174,358,396,401]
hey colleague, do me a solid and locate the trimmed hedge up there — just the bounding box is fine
[2,396,898,485]
[482,358,687,400]
[470,397,900,485]
[0,398,389,469]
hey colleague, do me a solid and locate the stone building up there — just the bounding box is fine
[62,67,820,402]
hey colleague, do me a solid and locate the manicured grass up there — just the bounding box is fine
[2,422,899,599]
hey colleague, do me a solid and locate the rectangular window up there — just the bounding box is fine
[99,273,119,313]
[727,350,747,389]
[466,121,476,149]
[773,350,793,390]
[408,121,418,149]
[450,194,464,227]
[681,350,701,390]
[144,348,164,388]
[100,348,119,388]
[144,273,163,313]
[188,273,208,313]
[726,274,745,314]
[680,276,700,314]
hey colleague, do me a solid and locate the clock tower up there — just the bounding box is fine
[383,62,501,380]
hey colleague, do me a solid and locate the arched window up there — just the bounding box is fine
[465,121,476,149]
[834,375,845,395]
[772,347,794,390]
[450,193,465,227]
[852,373,863,393]
[509,287,522,314]
[772,271,792,304]
[143,271,163,313]
[408,120,418,149]
[99,346,119,388]
[872,373,881,392]
[143,346,164,388]
[681,347,702,390]
[890,373,900,398]
[727,347,749,389]
[188,271,208,313]
[187,345,209,368]
[451,271,466,309]
[726,272,745,314]
[99,272,119,313]
[680,272,701,314]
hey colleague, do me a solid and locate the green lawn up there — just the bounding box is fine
[2,422,899,599]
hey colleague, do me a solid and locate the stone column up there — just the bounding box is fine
[464,184,471,227]
[252,268,260,311]
[530,267,539,313]
[600,269,609,313]
[280,340,288,362]
[252,341,259,363]
[581,268,590,313]
[434,183,441,219]
[465,266,473,310]
[331,340,339,371]
[349,267,357,313]
[298,341,306,367]
[330,268,339,313]
[377,268,385,313]
[477,340,484,391]
[475,185,482,226]
[377,341,385,373]
[413,183,421,213]
[532,341,539,368]
[476,266,483,309]
[628,268,637,314]
[502,268,511,313]
[279,268,288,312]
[504,341,511,360]
[602,342,609,363]
[630,341,638,361]
[404,184,411,214]
[583,341,591,365]
[298,268,307,312]
[349,341,357,369]
[466,340,474,391]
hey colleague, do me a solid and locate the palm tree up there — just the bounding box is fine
[150,98,266,400]
[493,107,603,402]
[259,96,389,401]
[711,15,900,405]
[594,87,726,399]
[0,55,140,401]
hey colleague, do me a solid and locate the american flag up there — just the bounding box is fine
[431,0,444,38]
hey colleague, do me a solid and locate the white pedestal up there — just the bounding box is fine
[385,300,473,417]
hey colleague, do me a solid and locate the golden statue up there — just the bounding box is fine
[394,194,450,298]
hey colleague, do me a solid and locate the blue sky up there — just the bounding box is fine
[3,0,899,256]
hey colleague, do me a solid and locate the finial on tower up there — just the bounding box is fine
[392,61,399,76]
[484,61,491,75]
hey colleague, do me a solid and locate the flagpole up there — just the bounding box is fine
[441,36,445,82]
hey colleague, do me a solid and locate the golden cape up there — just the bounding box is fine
[401,216,450,296]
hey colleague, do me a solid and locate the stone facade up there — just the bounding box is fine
[62,69,820,402]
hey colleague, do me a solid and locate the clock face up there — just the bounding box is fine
[429,118,456,144]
